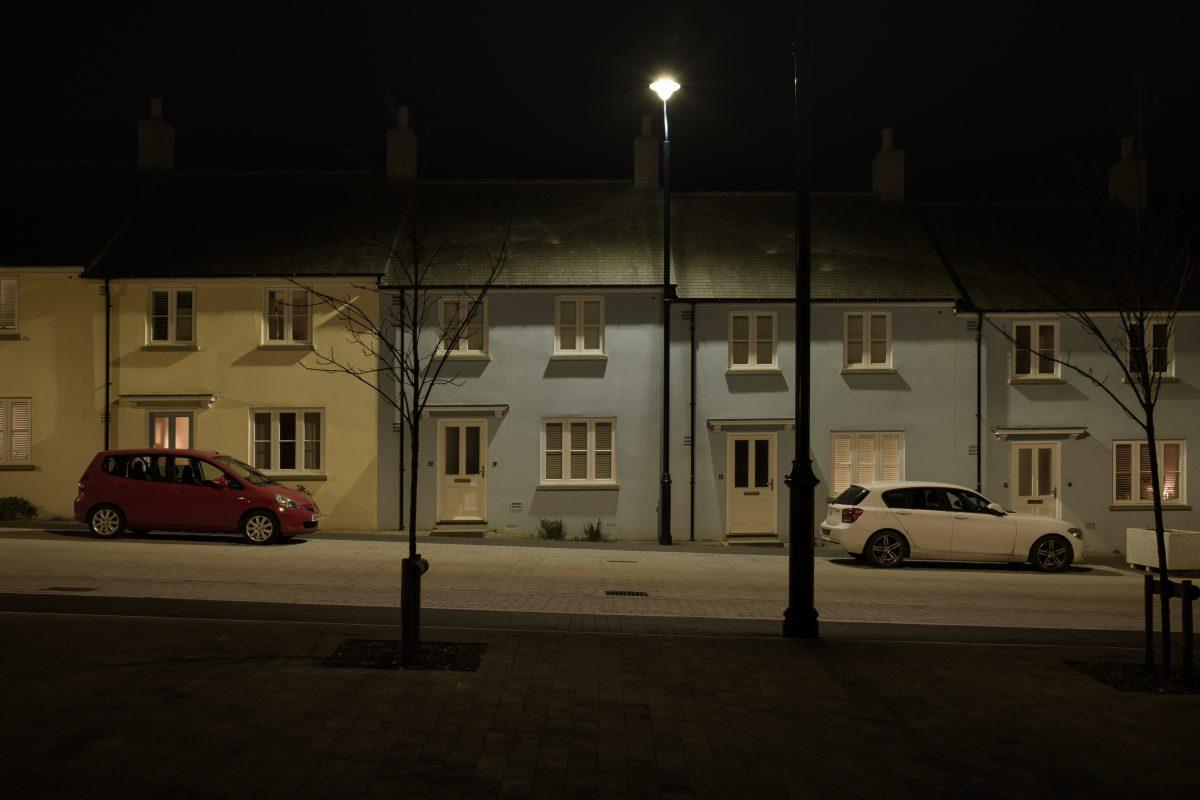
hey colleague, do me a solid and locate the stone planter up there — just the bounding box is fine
[1126,528,1200,571]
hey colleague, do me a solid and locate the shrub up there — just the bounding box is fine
[538,518,566,540]
[0,496,37,521]
[582,519,607,542]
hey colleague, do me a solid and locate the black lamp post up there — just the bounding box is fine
[782,11,820,639]
[651,77,680,547]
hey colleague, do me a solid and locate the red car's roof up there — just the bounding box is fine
[97,448,222,457]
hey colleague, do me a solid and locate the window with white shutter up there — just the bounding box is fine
[728,312,778,370]
[541,418,617,484]
[437,297,487,355]
[148,288,196,344]
[830,431,905,495]
[1012,321,1059,379]
[555,297,604,355]
[843,312,891,370]
[0,398,32,465]
[1113,439,1186,505]
[264,288,312,345]
[0,277,17,332]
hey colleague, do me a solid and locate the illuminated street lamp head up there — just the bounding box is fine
[650,78,680,102]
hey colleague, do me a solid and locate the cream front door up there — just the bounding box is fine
[1012,441,1060,518]
[437,420,487,522]
[727,433,777,534]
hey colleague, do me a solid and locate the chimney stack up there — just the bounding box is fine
[872,128,905,201]
[633,115,660,188]
[136,96,175,171]
[1108,136,1147,208]
[386,106,418,180]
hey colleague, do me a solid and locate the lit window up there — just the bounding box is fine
[843,311,891,369]
[1113,440,1185,505]
[728,312,778,369]
[148,288,195,344]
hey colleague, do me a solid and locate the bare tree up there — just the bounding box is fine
[292,182,510,663]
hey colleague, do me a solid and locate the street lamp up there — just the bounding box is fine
[651,76,679,547]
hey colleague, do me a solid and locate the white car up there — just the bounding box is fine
[820,481,1085,571]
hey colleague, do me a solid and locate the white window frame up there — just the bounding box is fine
[147,287,196,345]
[0,397,32,465]
[540,417,617,485]
[842,311,892,370]
[249,408,325,475]
[554,296,605,355]
[436,296,488,356]
[1011,321,1060,379]
[829,431,905,496]
[0,276,19,334]
[1112,439,1186,506]
[727,311,778,370]
[1126,319,1175,378]
[263,288,313,345]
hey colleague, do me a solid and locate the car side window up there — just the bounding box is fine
[126,455,153,481]
[195,460,225,484]
[145,455,171,482]
[946,489,988,513]
[101,455,128,477]
[920,488,948,511]
[882,489,912,509]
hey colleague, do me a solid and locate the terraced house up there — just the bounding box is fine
[1,99,1196,554]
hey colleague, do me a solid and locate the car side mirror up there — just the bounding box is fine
[987,502,1006,515]
[210,476,229,490]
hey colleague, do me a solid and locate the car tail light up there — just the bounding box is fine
[77,473,89,492]
[842,507,864,524]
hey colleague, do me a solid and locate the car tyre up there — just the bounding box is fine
[240,511,280,546]
[1030,534,1073,572]
[864,530,907,568]
[88,505,125,539]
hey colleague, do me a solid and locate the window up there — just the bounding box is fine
[148,288,195,344]
[264,288,311,344]
[438,297,487,355]
[0,277,17,333]
[843,311,891,369]
[251,409,323,473]
[1012,321,1059,379]
[728,312,777,369]
[555,297,604,355]
[945,488,993,514]
[830,431,904,496]
[149,412,192,449]
[0,398,31,465]
[542,418,616,484]
[1127,320,1173,377]
[1113,440,1186,505]
[882,487,948,511]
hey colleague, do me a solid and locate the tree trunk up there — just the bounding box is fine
[1145,419,1172,675]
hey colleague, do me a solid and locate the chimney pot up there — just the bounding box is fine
[640,114,653,137]
[149,97,164,120]
[1109,136,1147,208]
[396,106,410,129]
[872,128,905,201]
[881,128,893,149]
[386,107,418,179]
[137,96,175,171]
[633,115,660,188]
[1120,136,1134,159]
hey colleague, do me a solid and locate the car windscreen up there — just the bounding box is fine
[833,485,869,505]
[214,455,275,486]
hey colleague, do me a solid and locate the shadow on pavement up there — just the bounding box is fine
[828,557,1102,575]
[43,529,308,547]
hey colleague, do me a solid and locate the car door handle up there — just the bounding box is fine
[894,511,911,516]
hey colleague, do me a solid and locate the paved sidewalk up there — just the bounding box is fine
[1,609,1197,799]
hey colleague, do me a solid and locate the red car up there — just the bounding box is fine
[74,449,319,545]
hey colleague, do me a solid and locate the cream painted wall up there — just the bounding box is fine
[0,269,99,519]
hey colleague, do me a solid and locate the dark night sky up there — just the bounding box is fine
[6,1,1197,202]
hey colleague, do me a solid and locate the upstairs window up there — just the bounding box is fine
[149,288,194,344]
[264,288,311,345]
[542,418,616,484]
[0,398,31,465]
[438,297,488,355]
[1113,440,1185,505]
[0,277,17,333]
[830,431,904,496]
[555,297,604,355]
[728,312,777,370]
[843,311,891,369]
[1127,320,1173,377]
[1012,321,1059,379]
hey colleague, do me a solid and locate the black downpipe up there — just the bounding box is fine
[397,290,406,530]
[689,301,697,541]
[103,278,111,449]
[976,309,983,492]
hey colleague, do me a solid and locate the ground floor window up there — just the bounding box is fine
[149,412,192,449]
[542,418,615,484]
[1113,440,1185,505]
[0,398,31,465]
[830,431,904,495]
[252,409,323,473]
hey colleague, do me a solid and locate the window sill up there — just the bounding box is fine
[142,344,199,351]
[726,367,782,376]
[263,473,328,482]
[0,332,24,341]
[257,343,314,351]
[439,352,491,361]
[1109,503,1191,511]
[536,482,620,491]
[840,367,896,375]
[0,464,36,471]
[550,354,607,361]
[1009,377,1065,385]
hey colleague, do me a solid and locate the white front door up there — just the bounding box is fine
[727,433,777,534]
[1012,441,1060,518]
[437,420,487,522]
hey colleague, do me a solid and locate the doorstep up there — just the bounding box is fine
[724,534,785,548]
[430,523,493,539]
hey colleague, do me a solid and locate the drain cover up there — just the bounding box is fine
[42,586,97,592]
[605,590,649,597]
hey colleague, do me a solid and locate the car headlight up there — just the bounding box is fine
[1067,527,1083,540]
[275,494,300,509]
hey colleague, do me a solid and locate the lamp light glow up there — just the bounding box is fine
[649,78,680,101]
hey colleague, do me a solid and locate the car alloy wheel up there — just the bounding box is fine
[242,513,277,545]
[1033,536,1071,572]
[867,531,905,568]
[90,506,123,538]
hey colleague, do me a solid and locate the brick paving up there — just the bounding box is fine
[1,609,1197,799]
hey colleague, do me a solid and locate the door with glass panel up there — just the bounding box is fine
[727,433,777,534]
[149,412,192,449]
[1012,441,1060,518]
[437,420,487,522]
